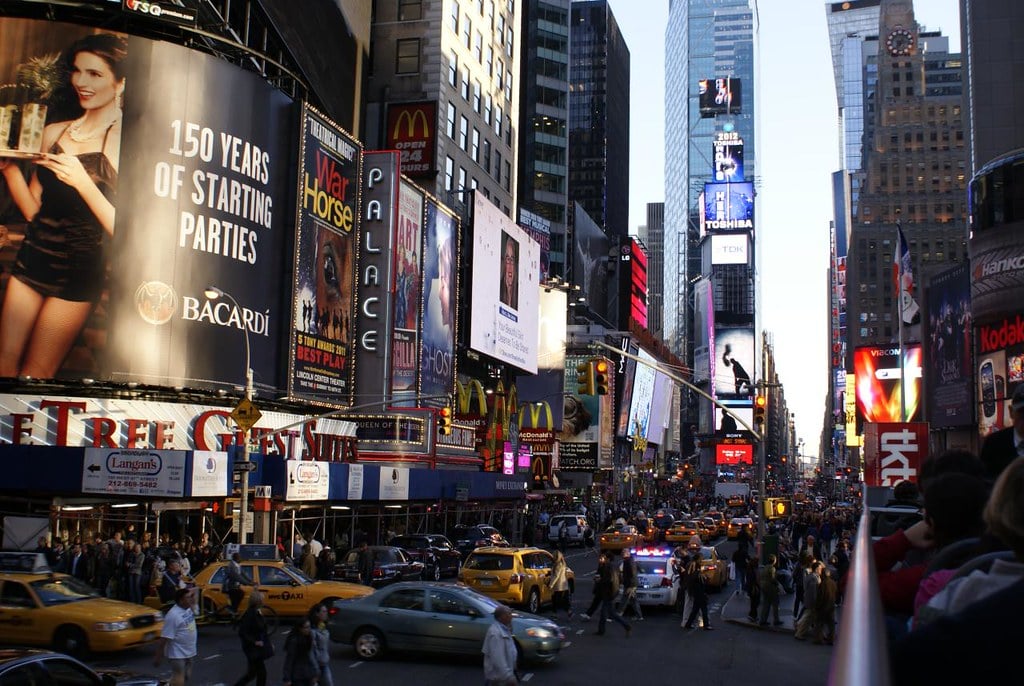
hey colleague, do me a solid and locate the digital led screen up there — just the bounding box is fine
[711,234,749,265]
[713,139,745,182]
[699,77,742,117]
[702,182,754,231]
[716,443,754,465]
[854,345,923,430]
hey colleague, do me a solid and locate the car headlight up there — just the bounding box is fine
[525,627,555,638]
[94,621,130,632]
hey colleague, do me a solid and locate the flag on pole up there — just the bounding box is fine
[894,225,920,325]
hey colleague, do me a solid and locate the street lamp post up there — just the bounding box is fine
[205,286,253,545]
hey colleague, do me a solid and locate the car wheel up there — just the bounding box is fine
[353,627,386,660]
[527,587,541,614]
[54,625,89,658]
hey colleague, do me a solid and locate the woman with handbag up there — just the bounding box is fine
[233,591,271,686]
[308,603,334,686]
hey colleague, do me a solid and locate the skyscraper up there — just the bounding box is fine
[663,0,758,361]
[517,0,571,278]
[642,202,666,339]
[568,0,630,237]
[366,0,521,215]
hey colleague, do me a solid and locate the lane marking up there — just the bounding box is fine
[522,673,534,682]
[349,662,364,668]
[575,629,585,635]
[563,640,572,647]
[203,655,221,661]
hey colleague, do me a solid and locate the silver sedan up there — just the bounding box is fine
[327,582,565,663]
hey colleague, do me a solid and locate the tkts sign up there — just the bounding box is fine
[862,422,929,487]
[386,102,437,176]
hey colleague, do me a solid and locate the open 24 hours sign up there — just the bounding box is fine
[82,449,186,497]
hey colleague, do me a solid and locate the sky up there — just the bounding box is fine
[606,0,962,453]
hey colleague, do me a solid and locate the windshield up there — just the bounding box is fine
[464,554,514,571]
[285,565,314,584]
[30,576,98,606]
[462,587,501,610]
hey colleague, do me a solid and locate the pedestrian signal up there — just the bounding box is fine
[593,358,610,395]
[438,406,452,435]
[763,498,792,520]
[576,360,595,395]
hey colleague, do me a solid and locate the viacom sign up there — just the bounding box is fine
[386,102,437,176]
[122,0,197,25]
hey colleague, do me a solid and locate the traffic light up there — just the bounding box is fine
[593,358,610,395]
[437,406,452,435]
[576,359,595,395]
[763,497,792,520]
[780,455,787,464]
[753,394,767,426]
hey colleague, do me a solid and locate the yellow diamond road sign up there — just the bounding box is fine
[231,398,262,433]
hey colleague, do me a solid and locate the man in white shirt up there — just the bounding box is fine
[482,605,518,686]
[154,587,198,685]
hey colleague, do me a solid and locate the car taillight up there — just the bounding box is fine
[476,539,489,547]
[509,573,522,585]
[661,577,673,587]
[373,569,384,577]
[328,605,339,616]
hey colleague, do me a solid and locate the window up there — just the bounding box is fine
[506,27,514,57]
[0,581,35,608]
[482,139,491,172]
[474,31,483,62]
[446,102,456,138]
[428,589,475,616]
[448,51,458,86]
[381,588,426,611]
[450,1,459,32]
[39,659,97,686]
[485,46,494,76]
[396,39,420,74]
[257,566,293,586]
[496,13,505,42]
[503,160,509,191]
[459,116,468,149]
[493,151,502,181]
[445,157,455,190]
[399,0,422,21]
[495,105,503,136]
[471,128,480,161]
[458,166,467,191]
[496,59,505,90]
[463,18,472,49]
[484,94,492,124]
[461,67,470,99]
[505,69,513,101]
[473,80,482,112]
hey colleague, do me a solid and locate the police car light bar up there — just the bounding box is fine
[630,547,674,557]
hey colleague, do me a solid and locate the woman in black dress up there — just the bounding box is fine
[0,33,125,378]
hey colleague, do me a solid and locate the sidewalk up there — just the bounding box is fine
[721,586,798,634]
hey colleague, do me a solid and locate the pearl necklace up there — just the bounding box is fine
[67,112,121,143]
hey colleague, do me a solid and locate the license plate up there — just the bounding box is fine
[144,631,157,641]
[636,593,649,600]
[479,579,494,586]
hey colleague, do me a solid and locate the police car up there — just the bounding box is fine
[629,547,679,608]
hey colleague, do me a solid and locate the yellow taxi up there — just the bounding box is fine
[700,516,720,538]
[0,552,163,657]
[598,525,642,552]
[637,518,658,543]
[664,520,701,544]
[694,546,730,591]
[706,512,728,536]
[458,547,575,614]
[189,556,372,618]
[727,517,754,540]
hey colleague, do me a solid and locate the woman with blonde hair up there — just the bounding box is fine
[548,550,572,619]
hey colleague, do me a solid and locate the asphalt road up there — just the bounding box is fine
[73,539,833,686]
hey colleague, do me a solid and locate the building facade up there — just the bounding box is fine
[641,202,666,339]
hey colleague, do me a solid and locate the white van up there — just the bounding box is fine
[547,514,592,546]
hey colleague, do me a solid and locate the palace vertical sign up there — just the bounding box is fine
[355,152,399,406]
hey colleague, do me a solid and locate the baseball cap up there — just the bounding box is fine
[1013,385,1024,411]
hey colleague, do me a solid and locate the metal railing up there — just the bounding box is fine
[828,507,891,686]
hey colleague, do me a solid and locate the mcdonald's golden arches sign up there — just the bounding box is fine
[386,102,437,176]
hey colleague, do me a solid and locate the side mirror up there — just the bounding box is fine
[467,607,482,618]
[291,580,301,587]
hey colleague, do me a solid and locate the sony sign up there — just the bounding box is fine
[354,152,399,406]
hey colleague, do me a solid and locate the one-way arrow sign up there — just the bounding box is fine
[87,464,101,472]
[233,461,257,472]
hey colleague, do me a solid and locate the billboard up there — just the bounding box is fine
[353,151,399,405]
[716,404,753,434]
[390,179,424,401]
[647,370,674,442]
[470,194,540,373]
[288,105,361,404]
[419,198,458,407]
[712,134,745,182]
[698,77,742,117]
[560,353,612,471]
[385,101,437,177]
[571,202,610,324]
[924,263,973,428]
[976,314,1024,436]
[702,182,754,231]
[0,20,294,391]
[516,288,567,430]
[713,326,755,400]
[863,422,929,487]
[854,345,923,429]
[710,234,749,265]
[627,349,657,440]
[625,239,648,328]
[716,443,754,465]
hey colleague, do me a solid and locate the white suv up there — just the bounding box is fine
[547,514,592,546]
